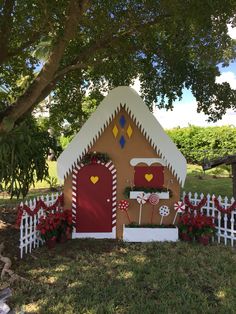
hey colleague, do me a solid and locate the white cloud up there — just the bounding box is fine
[216,71,236,89]
[153,101,236,129]
[131,74,236,130]
[228,24,236,39]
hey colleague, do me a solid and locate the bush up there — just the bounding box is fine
[167,125,236,164]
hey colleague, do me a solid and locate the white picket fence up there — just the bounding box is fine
[182,192,236,247]
[19,193,63,258]
[18,191,236,258]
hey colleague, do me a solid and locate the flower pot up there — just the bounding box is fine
[129,191,169,200]
[58,233,67,244]
[123,226,179,242]
[197,235,210,246]
[46,237,57,249]
[180,232,193,242]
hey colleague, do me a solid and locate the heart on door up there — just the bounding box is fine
[144,173,153,182]
[90,176,99,184]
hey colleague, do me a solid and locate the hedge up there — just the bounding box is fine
[166,125,236,165]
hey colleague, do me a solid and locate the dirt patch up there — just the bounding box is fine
[0,206,19,260]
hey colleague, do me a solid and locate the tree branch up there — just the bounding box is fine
[54,13,170,79]
[0,9,168,131]
[0,0,90,133]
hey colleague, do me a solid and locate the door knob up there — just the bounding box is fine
[106,199,110,202]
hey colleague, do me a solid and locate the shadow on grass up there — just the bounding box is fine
[9,239,236,314]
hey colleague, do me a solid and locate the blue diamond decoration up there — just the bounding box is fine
[119,115,126,128]
[119,135,126,148]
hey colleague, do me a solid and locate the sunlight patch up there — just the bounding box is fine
[215,290,226,300]
[68,281,83,288]
[132,255,147,264]
[118,271,134,280]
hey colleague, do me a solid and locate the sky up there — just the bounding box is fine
[132,25,236,130]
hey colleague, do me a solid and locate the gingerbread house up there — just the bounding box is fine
[57,86,187,239]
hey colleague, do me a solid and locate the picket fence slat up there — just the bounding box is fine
[19,193,63,258]
[18,191,236,258]
[182,192,236,247]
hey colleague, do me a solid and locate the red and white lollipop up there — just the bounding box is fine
[173,201,185,224]
[137,192,150,225]
[117,200,131,223]
[148,193,160,224]
[159,205,170,225]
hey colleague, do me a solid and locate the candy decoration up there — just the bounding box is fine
[173,201,185,224]
[117,200,131,223]
[90,176,99,184]
[148,193,160,224]
[159,205,170,225]
[137,192,150,225]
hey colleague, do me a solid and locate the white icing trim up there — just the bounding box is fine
[130,158,167,166]
[57,86,187,187]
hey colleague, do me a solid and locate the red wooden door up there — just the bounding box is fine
[76,163,113,232]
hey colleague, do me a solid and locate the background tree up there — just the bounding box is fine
[0,0,236,134]
[0,0,236,197]
[0,116,57,198]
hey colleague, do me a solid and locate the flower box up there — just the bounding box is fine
[129,191,169,200]
[123,225,179,242]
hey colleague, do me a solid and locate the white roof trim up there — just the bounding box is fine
[57,86,187,187]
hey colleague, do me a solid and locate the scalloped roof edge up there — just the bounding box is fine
[57,86,187,187]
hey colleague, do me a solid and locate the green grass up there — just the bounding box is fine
[10,239,236,313]
[183,164,232,198]
[0,161,59,206]
[32,161,58,189]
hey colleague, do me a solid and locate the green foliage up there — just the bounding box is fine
[50,89,102,135]
[0,0,236,129]
[59,135,74,150]
[0,117,56,198]
[167,125,236,164]
[45,176,58,191]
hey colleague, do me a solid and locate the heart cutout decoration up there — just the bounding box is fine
[144,173,153,182]
[90,176,99,184]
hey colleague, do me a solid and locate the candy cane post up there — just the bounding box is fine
[173,201,185,224]
[159,205,170,225]
[137,192,150,225]
[148,193,160,224]
[117,200,131,223]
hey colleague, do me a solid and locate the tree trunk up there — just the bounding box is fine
[0,0,89,134]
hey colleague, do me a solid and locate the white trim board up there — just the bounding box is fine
[57,86,187,187]
[72,228,116,239]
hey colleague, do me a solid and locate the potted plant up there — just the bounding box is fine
[57,209,73,243]
[178,212,194,242]
[178,212,215,245]
[124,186,172,200]
[37,213,60,248]
[193,214,215,245]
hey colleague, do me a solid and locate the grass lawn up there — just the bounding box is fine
[183,164,232,198]
[9,239,236,313]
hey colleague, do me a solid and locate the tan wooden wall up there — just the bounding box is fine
[64,107,180,238]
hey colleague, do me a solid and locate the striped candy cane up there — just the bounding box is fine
[137,192,150,225]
